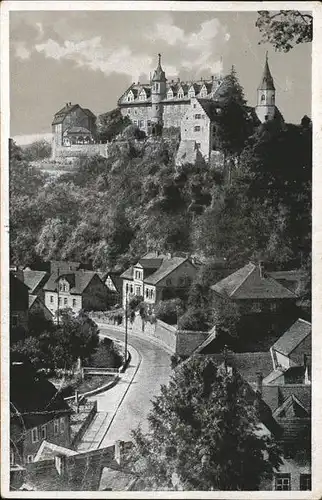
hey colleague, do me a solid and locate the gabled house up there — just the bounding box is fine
[210,262,297,314]
[29,295,54,321]
[21,269,49,301]
[98,271,122,306]
[10,360,72,468]
[269,319,311,373]
[120,252,198,308]
[52,103,97,153]
[43,270,110,318]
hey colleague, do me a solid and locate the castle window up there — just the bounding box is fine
[178,92,184,99]
[194,126,201,132]
[195,114,201,119]
[261,94,265,102]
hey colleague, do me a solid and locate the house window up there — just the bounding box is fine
[130,285,133,294]
[300,474,311,490]
[41,425,47,439]
[54,419,59,435]
[194,126,201,132]
[195,114,201,119]
[72,298,77,307]
[64,298,68,306]
[135,286,141,296]
[250,301,262,313]
[193,104,196,108]
[146,289,149,298]
[270,302,277,312]
[275,473,291,490]
[27,455,34,464]
[31,427,38,443]
[60,417,65,434]
[50,295,54,303]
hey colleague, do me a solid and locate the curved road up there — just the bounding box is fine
[95,326,172,447]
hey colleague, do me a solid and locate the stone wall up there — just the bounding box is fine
[52,144,108,160]
[163,102,190,128]
[176,330,209,357]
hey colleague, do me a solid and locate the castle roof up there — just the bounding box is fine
[258,54,275,91]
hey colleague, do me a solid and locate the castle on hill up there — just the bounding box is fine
[51,53,283,164]
[117,53,283,136]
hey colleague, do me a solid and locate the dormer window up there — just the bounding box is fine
[139,91,146,101]
[189,89,195,98]
[167,89,173,99]
[127,92,134,102]
[178,90,184,99]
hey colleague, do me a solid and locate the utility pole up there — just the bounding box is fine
[124,284,128,364]
[57,267,60,326]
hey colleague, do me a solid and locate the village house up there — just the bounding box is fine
[52,103,96,153]
[11,439,138,491]
[194,315,311,491]
[210,261,297,314]
[10,360,72,469]
[98,271,123,306]
[21,269,49,302]
[43,269,110,318]
[120,252,198,309]
[29,295,53,321]
[10,272,29,335]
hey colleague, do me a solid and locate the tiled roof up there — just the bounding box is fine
[50,260,81,274]
[272,319,311,356]
[65,126,92,135]
[144,257,190,285]
[99,466,137,491]
[120,266,134,280]
[28,294,38,308]
[211,262,296,300]
[268,270,306,294]
[205,351,273,391]
[23,270,48,294]
[262,384,311,414]
[137,258,163,269]
[34,441,78,462]
[52,104,79,125]
[43,270,99,295]
[197,98,223,121]
[82,108,96,118]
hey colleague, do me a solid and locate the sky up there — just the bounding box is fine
[9,9,312,143]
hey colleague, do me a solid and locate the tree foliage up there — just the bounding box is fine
[256,10,313,52]
[128,356,282,490]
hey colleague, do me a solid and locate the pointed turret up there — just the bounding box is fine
[151,54,167,135]
[258,52,275,91]
[152,53,166,82]
[255,52,276,123]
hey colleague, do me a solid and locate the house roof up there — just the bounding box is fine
[120,266,134,280]
[144,257,190,285]
[272,319,311,356]
[10,364,71,429]
[211,262,297,300]
[99,466,137,491]
[43,270,99,295]
[28,294,38,308]
[34,441,78,462]
[23,270,48,294]
[261,384,311,415]
[82,108,96,118]
[64,126,92,135]
[137,258,163,269]
[258,56,275,91]
[196,98,223,121]
[52,104,79,125]
[50,260,81,274]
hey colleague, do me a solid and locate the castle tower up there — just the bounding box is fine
[255,53,276,123]
[151,54,167,135]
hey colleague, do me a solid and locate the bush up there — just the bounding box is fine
[154,298,184,325]
[177,308,209,331]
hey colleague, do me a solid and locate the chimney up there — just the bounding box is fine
[65,102,69,107]
[114,440,124,466]
[256,372,263,396]
[55,454,67,477]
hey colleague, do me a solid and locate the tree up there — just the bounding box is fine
[154,298,185,325]
[256,10,313,52]
[22,139,52,162]
[128,356,282,490]
[97,108,131,142]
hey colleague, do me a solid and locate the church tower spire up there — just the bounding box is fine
[255,52,276,123]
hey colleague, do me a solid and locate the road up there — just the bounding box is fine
[92,326,172,447]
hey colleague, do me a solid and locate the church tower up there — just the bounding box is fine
[255,53,276,123]
[151,54,167,135]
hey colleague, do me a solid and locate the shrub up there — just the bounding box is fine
[177,308,209,331]
[154,298,184,325]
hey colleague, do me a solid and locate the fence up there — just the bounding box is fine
[70,400,98,449]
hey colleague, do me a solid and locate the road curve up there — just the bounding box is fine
[97,326,172,447]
